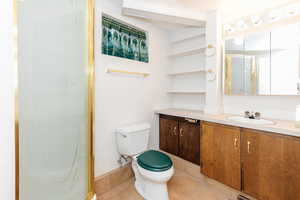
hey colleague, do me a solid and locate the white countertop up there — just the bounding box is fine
[155,108,300,138]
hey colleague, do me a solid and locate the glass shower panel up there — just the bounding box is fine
[18,0,89,200]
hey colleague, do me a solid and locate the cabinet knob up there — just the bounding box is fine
[234,138,238,149]
[247,141,251,154]
[180,128,184,137]
[173,126,177,136]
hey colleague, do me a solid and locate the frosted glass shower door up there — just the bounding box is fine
[18,0,92,200]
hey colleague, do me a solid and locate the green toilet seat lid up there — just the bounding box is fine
[137,150,173,172]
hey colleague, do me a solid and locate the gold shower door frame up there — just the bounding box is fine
[13,0,95,199]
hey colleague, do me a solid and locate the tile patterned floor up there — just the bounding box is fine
[97,169,240,200]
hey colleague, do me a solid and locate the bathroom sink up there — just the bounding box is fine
[228,116,275,125]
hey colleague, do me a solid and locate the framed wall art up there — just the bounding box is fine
[102,14,149,63]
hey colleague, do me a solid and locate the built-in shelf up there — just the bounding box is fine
[167,90,206,94]
[169,46,206,57]
[167,27,206,111]
[171,33,206,44]
[168,69,206,76]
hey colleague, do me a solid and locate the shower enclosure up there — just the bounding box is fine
[16,0,94,200]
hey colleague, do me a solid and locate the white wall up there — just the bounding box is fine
[0,1,15,200]
[204,10,223,115]
[95,0,171,176]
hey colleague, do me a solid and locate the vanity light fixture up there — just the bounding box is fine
[224,2,300,36]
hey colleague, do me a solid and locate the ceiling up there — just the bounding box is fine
[144,0,298,22]
[123,0,299,31]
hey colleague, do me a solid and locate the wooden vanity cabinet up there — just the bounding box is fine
[201,122,241,190]
[201,122,300,200]
[242,129,300,200]
[159,114,200,165]
[178,120,200,165]
[159,116,179,155]
[283,136,300,200]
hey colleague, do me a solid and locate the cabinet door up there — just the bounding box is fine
[159,117,179,155]
[283,137,300,200]
[242,129,285,200]
[178,121,200,165]
[201,122,241,190]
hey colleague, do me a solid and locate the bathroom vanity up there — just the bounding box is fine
[159,114,200,165]
[157,108,300,200]
[201,122,300,200]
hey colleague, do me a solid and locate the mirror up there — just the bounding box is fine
[224,22,300,95]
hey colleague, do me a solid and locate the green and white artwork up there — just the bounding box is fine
[102,15,149,63]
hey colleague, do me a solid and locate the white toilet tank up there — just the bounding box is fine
[116,123,150,156]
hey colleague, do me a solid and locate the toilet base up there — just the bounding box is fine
[132,160,170,200]
[134,177,169,200]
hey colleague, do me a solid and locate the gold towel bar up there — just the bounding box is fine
[106,69,150,77]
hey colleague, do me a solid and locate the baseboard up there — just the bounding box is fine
[94,163,133,196]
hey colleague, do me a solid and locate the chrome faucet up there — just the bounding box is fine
[254,112,261,120]
[244,111,251,118]
[244,111,261,120]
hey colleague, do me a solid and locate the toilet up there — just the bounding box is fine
[116,123,174,200]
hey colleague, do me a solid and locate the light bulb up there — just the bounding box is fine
[287,9,297,16]
[285,4,299,17]
[236,20,247,30]
[269,10,281,22]
[224,24,235,33]
[251,16,262,25]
